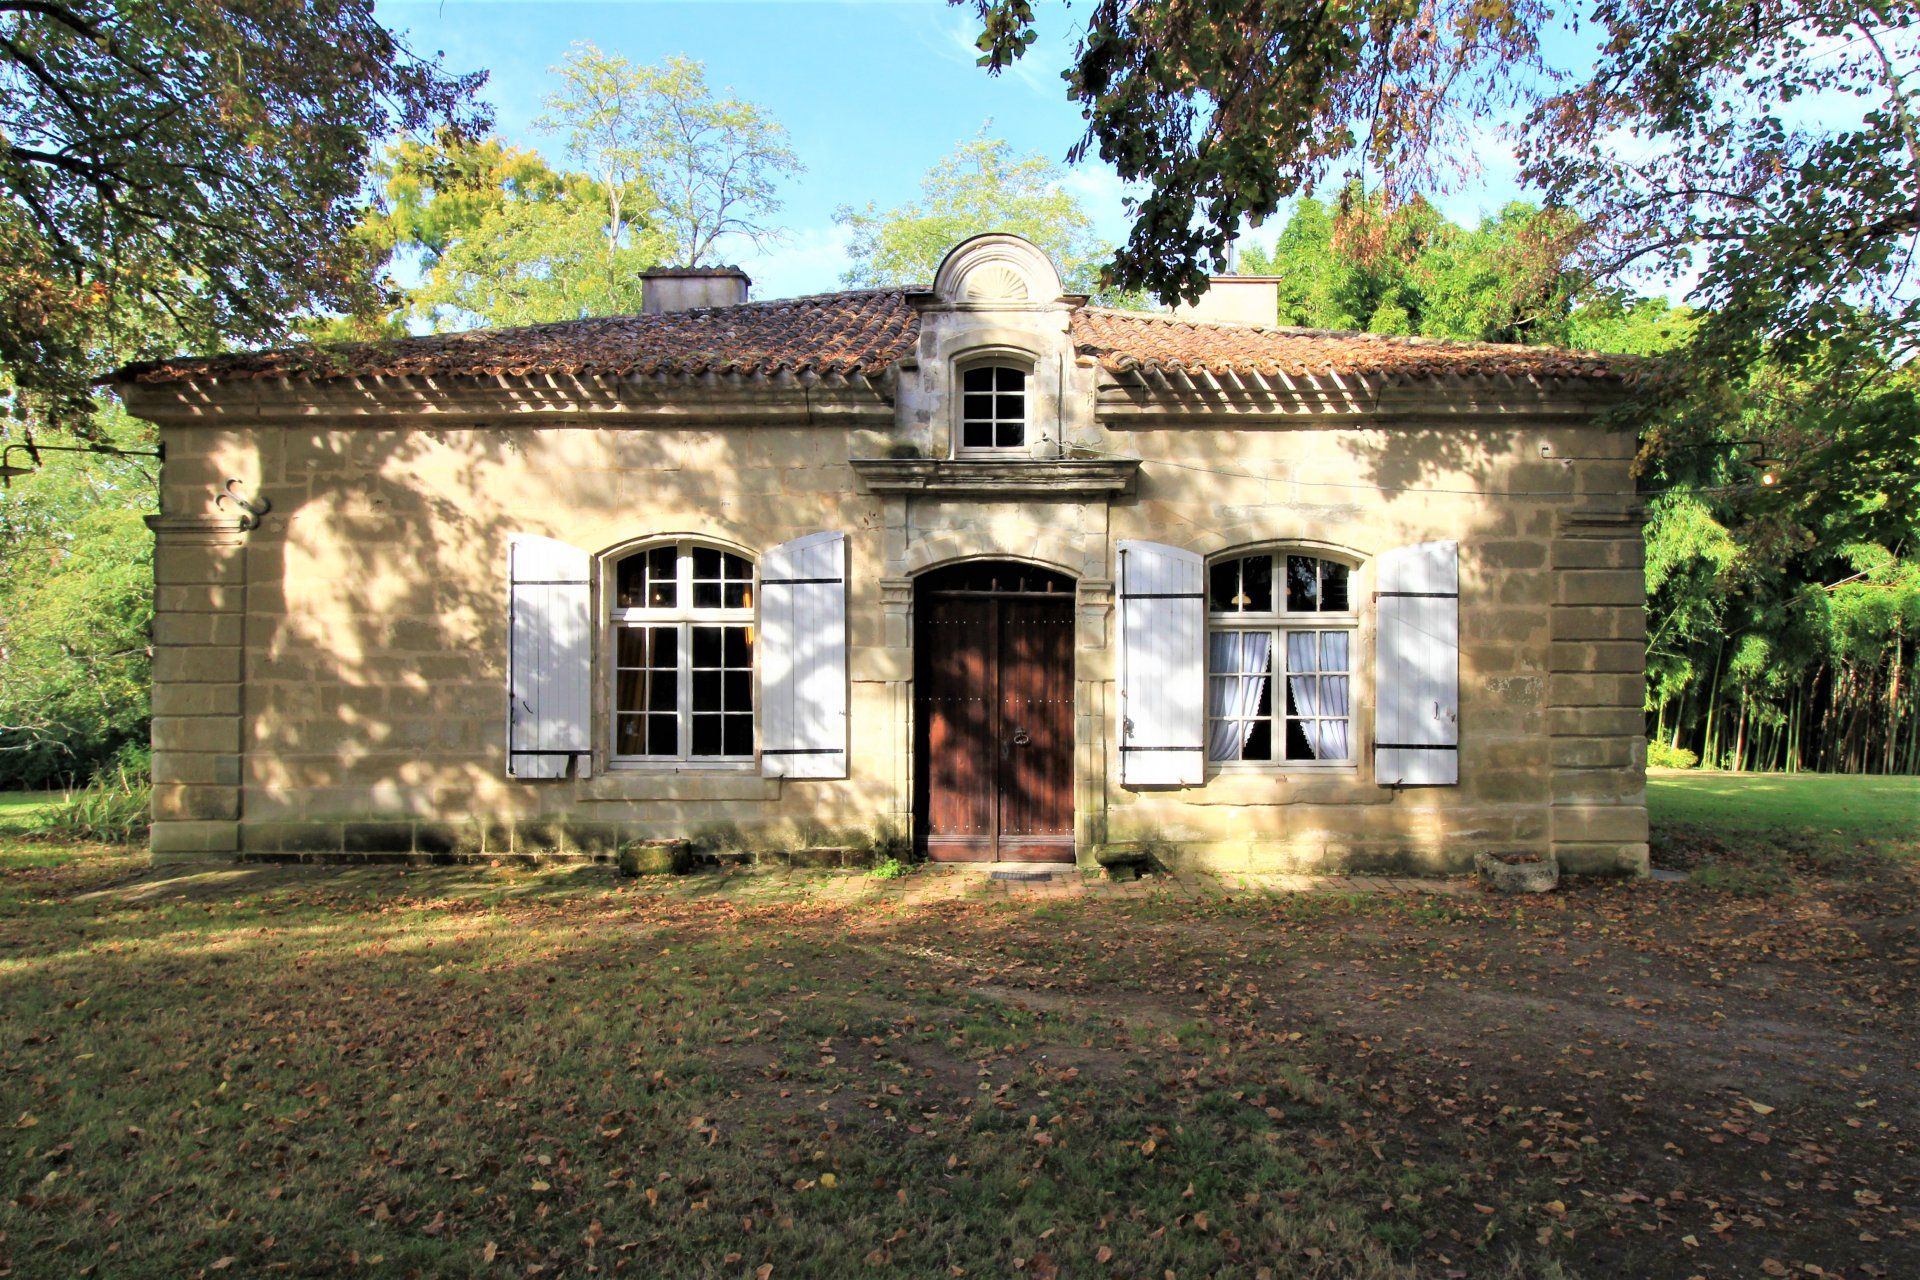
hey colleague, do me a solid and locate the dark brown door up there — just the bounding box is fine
[915,563,1075,863]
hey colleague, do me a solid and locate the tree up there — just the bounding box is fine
[0,411,155,788]
[1240,194,1679,349]
[0,0,488,427]
[958,0,1919,397]
[836,132,1132,301]
[537,45,801,268]
[353,133,665,331]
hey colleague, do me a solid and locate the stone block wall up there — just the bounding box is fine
[137,404,1647,877]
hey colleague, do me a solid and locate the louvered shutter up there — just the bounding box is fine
[507,534,593,780]
[1374,540,1460,786]
[1117,540,1206,786]
[760,531,848,779]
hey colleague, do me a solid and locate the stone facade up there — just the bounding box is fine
[121,235,1648,875]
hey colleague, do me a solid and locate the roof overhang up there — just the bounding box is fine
[116,367,898,427]
[1096,367,1635,426]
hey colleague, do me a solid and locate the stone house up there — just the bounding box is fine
[114,233,1649,875]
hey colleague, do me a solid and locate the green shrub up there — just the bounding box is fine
[1647,740,1699,769]
[870,856,910,880]
[39,743,151,844]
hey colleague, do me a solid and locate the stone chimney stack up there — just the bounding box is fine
[640,266,752,314]
[1170,275,1281,328]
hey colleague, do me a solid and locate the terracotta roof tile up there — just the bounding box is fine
[1070,307,1624,382]
[114,288,1627,387]
[115,288,918,386]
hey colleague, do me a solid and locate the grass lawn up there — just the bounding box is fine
[1648,768,1918,837]
[0,790,58,831]
[2,778,1917,1279]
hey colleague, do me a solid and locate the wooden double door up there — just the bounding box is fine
[915,562,1076,863]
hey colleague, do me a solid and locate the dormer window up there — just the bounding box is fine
[960,366,1027,450]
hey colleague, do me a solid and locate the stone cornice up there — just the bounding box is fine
[850,457,1141,497]
[117,368,897,427]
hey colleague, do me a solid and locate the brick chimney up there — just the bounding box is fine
[1170,275,1281,328]
[640,266,751,313]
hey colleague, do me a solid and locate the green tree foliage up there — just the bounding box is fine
[1240,195,1681,348]
[353,134,667,331]
[539,44,801,268]
[0,414,156,788]
[959,1,1916,362]
[0,0,487,428]
[836,132,1135,302]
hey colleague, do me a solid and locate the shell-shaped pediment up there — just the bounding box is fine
[932,234,1065,307]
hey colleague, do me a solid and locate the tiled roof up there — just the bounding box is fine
[114,288,1627,387]
[1069,308,1623,382]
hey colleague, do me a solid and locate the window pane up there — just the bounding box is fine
[692,671,721,711]
[996,420,1024,448]
[962,367,994,393]
[723,670,751,710]
[1241,555,1273,612]
[1208,560,1240,612]
[615,670,643,714]
[962,419,995,449]
[963,392,994,421]
[647,714,678,756]
[723,552,751,580]
[996,367,1025,392]
[723,714,753,756]
[691,626,720,667]
[1284,719,1316,760]
[648,546,678,607]
[723,625,753,668]
[1243,719,1273,760]
[692,546,720,578]
[616,715,646,755]
[1286,555,1318,612]
[1320,630,1349,672]
[649,626,677,668]
[616,628,647,668]
[690,714,723,757]
[1320,562,1350,612]
[693,581,721,609]
[724,581,751,609]
[647,670,677,712]
[616,559,645,609]
[1286,630,1320,675]
[996,394,1024,420]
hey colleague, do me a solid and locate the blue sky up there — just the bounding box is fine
[376,0,1537,299]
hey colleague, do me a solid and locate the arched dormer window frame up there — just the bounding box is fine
[951,348,1038,456]
[1204,547,1362,771]
[604,538,757,767]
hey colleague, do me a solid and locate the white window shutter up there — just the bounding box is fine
[760,531,848,779]
[1374,540,1460,786]
[1117,540,1206,786]
[507,534,593,780]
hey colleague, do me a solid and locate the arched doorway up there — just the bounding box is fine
[914,561,1076,863]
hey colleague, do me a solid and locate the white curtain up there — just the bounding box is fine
[1207,631,1272,760]
[1289,631,1352,760]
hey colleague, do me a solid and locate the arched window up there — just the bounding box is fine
[959,364,1027,450]
[610,541,755,762]
[1205,551,1357,766]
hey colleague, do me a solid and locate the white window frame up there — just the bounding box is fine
[607,540,757,770]
[954,359,1032,455]
[1205,550,1360,773]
